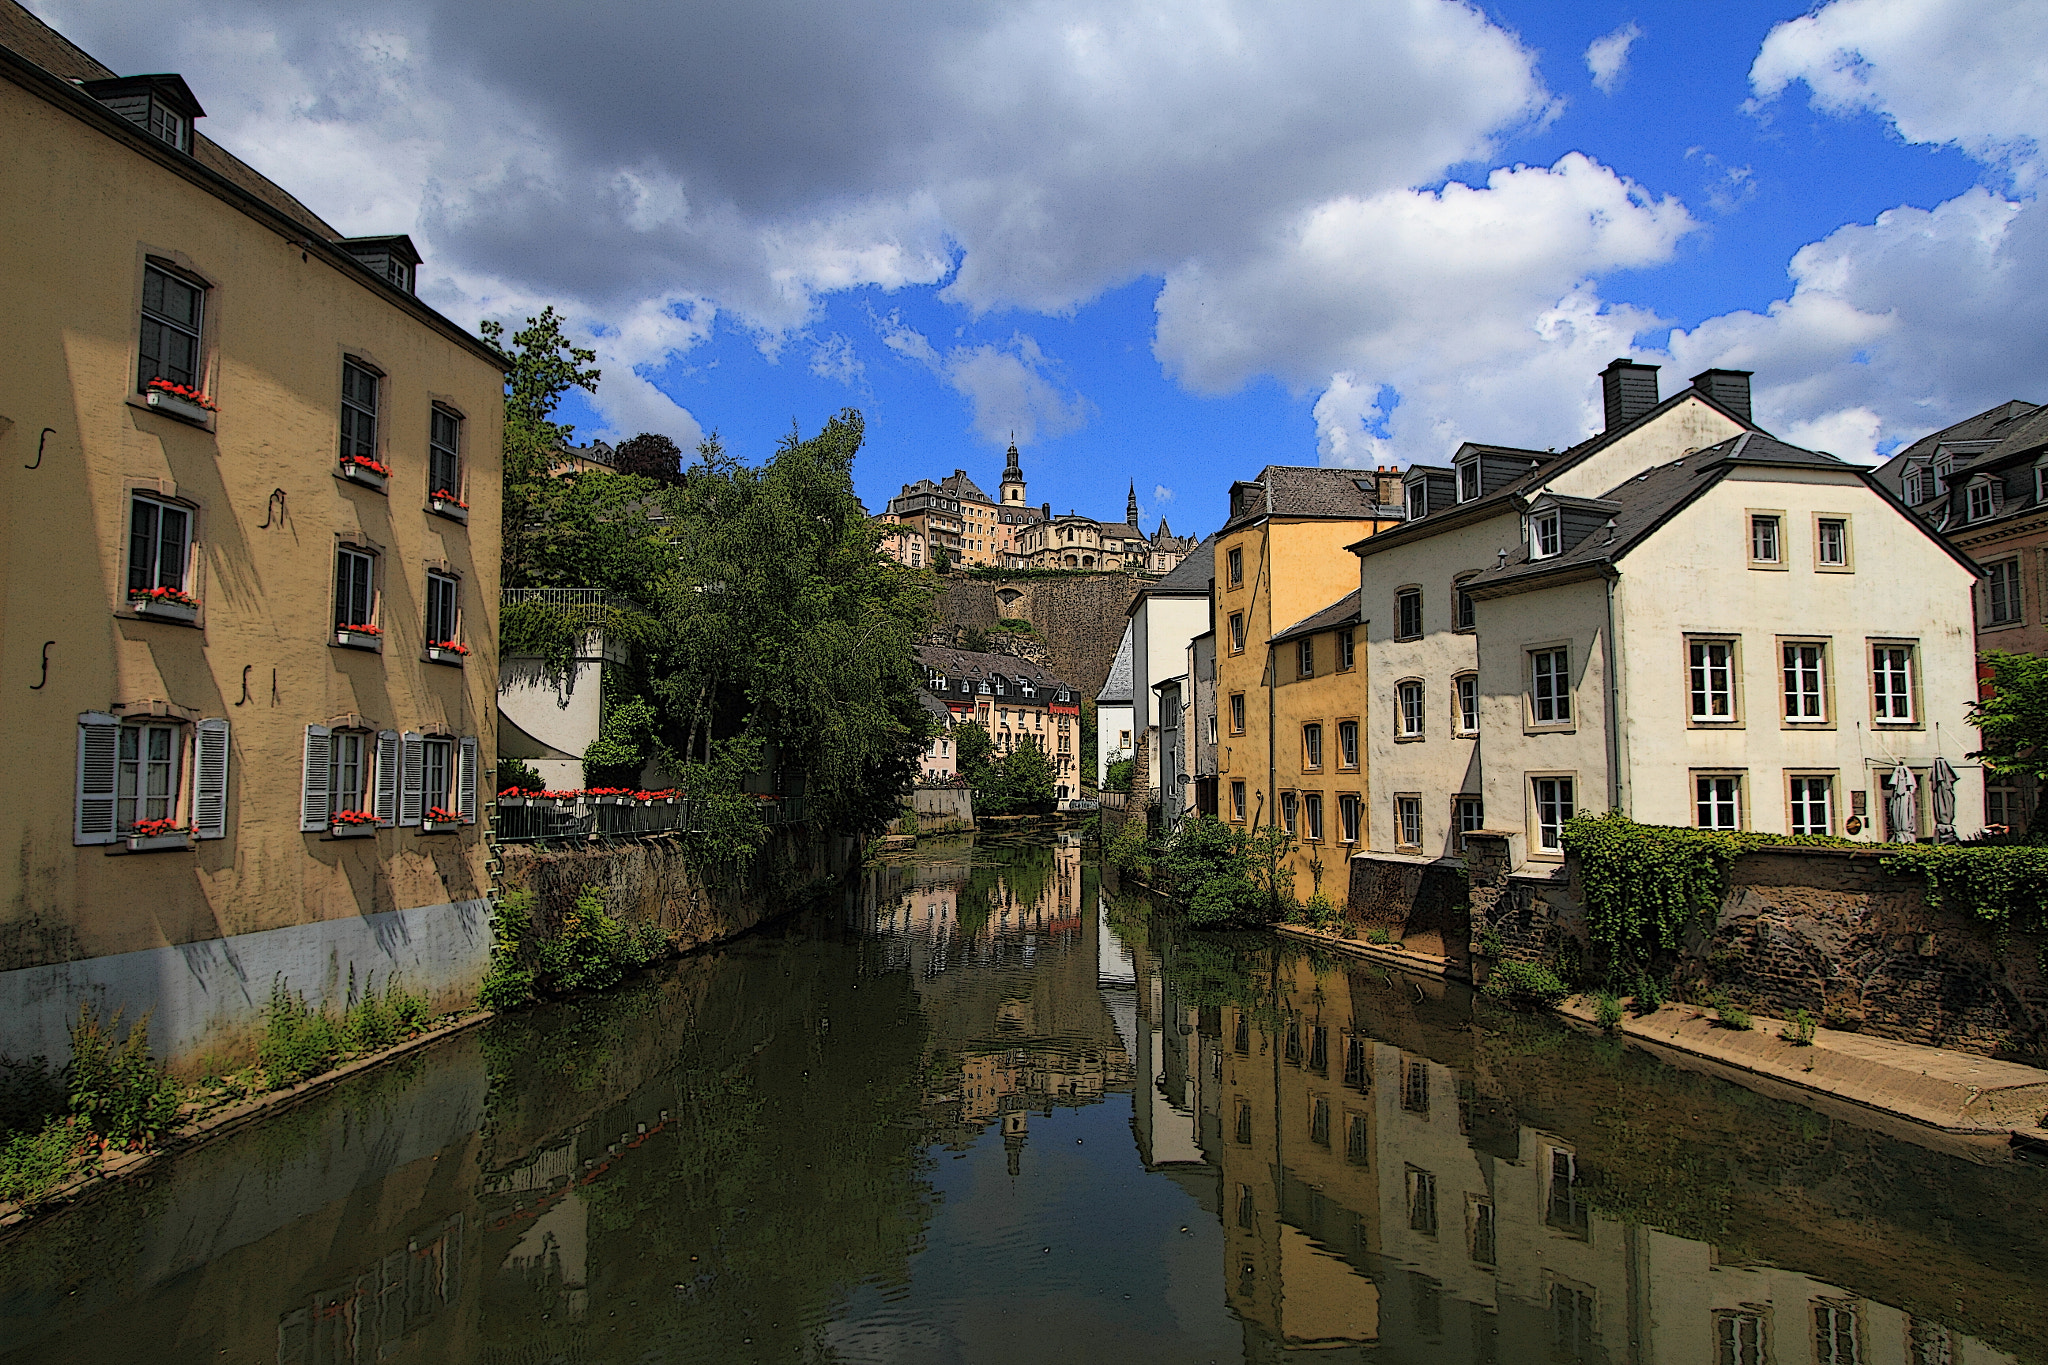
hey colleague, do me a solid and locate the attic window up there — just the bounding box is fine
[1967,479,1997,522]
[1530,511,1561,560]
[1404,481,1427,520]
[338,236,423,296]
[82,75,205,155]
[1456,459,1480,503]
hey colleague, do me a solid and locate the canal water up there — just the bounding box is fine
[2,832,2042,1364]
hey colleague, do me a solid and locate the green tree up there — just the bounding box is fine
[1971,650,2048,832]
[613,431,684,482]
[982,737,1056,815]
[1156,815,1297,928]
[931,544,952,574]
[954,721,993,786]
[481,306,601,588]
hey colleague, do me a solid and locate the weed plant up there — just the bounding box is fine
[0,1005,183,1209]
[258,977,432,1089]
[1593,992,1625,1032]
[1781,1008,1818,1046]
[1480,959,1570,1008]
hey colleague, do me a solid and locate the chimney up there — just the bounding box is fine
[1600,358,1660,432]
[1689,369,1754,425]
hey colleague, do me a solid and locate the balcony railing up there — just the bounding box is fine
[493,794,805,843]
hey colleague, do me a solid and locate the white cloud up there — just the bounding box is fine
[1153,485,1175,503]
[808,333,866,386]
[872,313,1090,447]
[1750,0,2048,181]
[1585,21,1641,95]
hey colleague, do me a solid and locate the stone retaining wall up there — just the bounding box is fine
[1343,855,1471,971]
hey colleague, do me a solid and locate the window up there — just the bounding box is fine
[1454,582,1475,631]
[138,263,203,392]
[1227,546,1243,586]
[1816,516,1849,567]
[1872,644,1915,722]
[339,360,379,465]
[1454,796,1484,847]
[1406,1167,1438,1235]
[1339,793,1362,843]
[1230,693,1246,735]
[1530,511,1561,559]
[118,721,182,830]
[423,737,453,815]
[1530,648,1571,724]
[1298,637,1314,678]
[1302,723,1323,770]
[1229,612,1245,652]
[1395,794,1422,848]
[430,406,462,497]
[1813,1299,1862,1365]
[1782,642,1827,721]
[1346,1112,1369,1164]
[1532,776,1574,853]
[1689,639,1737,721]
[1454,674,1478,734]
[1967,480,1994,521]
[1397,680,1425,738]
[1236,1184,1255,1229]
[1337,719,1358,769]
[1555,1286,1597,1359]
[1715,1310,1768,1365]
[1309,1096,1330,1146]
[1234,1013,1251,1054]
[1396,588,1423,639]
[1280,791,1297,834]
[1337,629,1355,670]
[127,493,191,596]
[1230,780,1246,821]
[1696,774,1742,830]
[2038,465,2048,506]
[1790,775,1834,836]
[1405,481,1428,520]
[1750,513,1782,564]
[334,547,375,631]
[1468,1199,1497,1265]
[1547,1148,1588,1234]
[1987,558,2023,625]
[1303,793,1324,842]
[1206,714,1217,744]
[1401,1057,1430,1112]
[425,571,460,647]
[1457,459,1480,502]
[330,730,371,817]
[1987,781,2026,831]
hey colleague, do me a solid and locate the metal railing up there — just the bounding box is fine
[500,588,641,612]
[494,795,805,843]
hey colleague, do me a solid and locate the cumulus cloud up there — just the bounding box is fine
[1153,485,1175,503]
[1585,21,1641,95]
[873,313,1089,447]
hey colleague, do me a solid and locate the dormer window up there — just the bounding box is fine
[1404,481,1428,520]
[1456,459,1480,503]
[2035,465,2048,505]
[1968,481,1993,521]
[338,236,423,296]
[83,75,205,155]
[1530,511,1561,559]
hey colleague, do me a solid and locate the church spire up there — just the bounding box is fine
[1126,480,1139,528]
[1000,434,1025,505]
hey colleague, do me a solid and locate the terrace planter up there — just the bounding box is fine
[594,795,630,806]
[328,821,377,839]
[418,818,461,834]
[337,461,389,492]
[125,831,190,852]
[428,497,469,524]
[425,645,467,666]
[131,596,198,624]
[335,628,382,651]
[496,795,528,808]
[144,390,212,425]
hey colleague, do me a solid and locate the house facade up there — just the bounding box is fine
[1356,363,1983,871]
[0,3,505,1067]
[1260,594,1368,901]
[1096,624,1136,787]
[1127,535,1216,804]
[917,646,1084,797]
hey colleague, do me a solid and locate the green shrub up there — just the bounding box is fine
[1155,815,1296,929]
[533,890,670,997]
[1593,992,1625,1031]
[497,758,545,793]
[66,1005,181,1148]
[1480,959,1569,1008]
[0,1118,84,1205]
[1303,893,1342,932]
[898,806,921,837]
[1106,816,1150,876]
[259,983,340,1088]
[1781,1008,1817,1046]
[339,977,431,1055]
[1719,1005,1754,1031]
[479,890,538,1010]
[1365,925,1396,945]
[1104,759,1134,794]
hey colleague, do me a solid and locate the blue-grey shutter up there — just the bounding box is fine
[194,718,229,839]
[299,725,332,831]
[75,712,121,845]
[374,730,400,826]
[400,732,424,826]
[457,737,479,823]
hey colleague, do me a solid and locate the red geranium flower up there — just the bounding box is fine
[145,376,218,411]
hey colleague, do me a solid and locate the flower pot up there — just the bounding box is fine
[145,390,212,425]
[337,462,388,492]
[418,818,460,834]
[132,596,198,624]
[425,645,466,666]
[496,795,528,808]
[429,498,469,524]
[125,831,190,852]
[594,795,629,805]
[335,628,382,651]
[329,821,377,838]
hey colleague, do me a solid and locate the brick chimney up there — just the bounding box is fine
[1600,358,1661,432]
[1689,369,1754,425]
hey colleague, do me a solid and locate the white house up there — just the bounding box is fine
[1354,362,1982,870]
[1097,623,1136,787]
[1127,535,1215,800]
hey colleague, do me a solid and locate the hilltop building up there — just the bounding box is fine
[916,645,1084,797]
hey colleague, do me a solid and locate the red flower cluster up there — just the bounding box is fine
[131,817,184,838]
[430,489,469,510]
[428,639,471,655]
[424,805,463,824]
[131,585,199,608]
[331,808,379,826]
[338,622,382,636]
[342,454,392,477]
[502,787,680,801]
[145,377,218,411]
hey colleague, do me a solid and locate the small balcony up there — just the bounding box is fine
[337,458,389,493]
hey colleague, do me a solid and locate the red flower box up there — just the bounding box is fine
[145,377,217,411]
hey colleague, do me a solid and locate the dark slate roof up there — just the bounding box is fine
[1868,399,2046,536]
[1985,403,2048,462]
[1096,628,1135,705]
[939,471,994,504]
[1223,466,1394,530]
[914,645,1078,696]
[1869,400,2039,496]
[1130,533,1217,610]
[918,691,955,726]
[1270,589,1362,645]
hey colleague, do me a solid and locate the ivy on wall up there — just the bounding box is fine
[1876,844,2048,934]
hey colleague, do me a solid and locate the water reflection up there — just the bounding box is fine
[0,834,2040,1364]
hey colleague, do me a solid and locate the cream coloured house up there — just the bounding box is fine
[1354,363,1982,870]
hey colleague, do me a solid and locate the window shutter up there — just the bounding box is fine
[300,725,333,832]
[75,712,121,845]
[458,737,479,823]
[194,718,230,839]
[374,730,400,827]
[400,732,424,826]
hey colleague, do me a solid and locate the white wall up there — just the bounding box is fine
[1131,593,1211,793]
[1097,701,1134,786]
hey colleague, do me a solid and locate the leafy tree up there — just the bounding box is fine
[954,721,993,786]
[1104,758,1133,793]
[931,544,952,575]
[982,736,1056,815]
[1971,650,2048,832]
[481,307,601,588]
[614,431,684,483]
[1156,815,1297,928]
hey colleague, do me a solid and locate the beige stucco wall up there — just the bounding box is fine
[0,76,503,1059]
[1543,393,1745,501]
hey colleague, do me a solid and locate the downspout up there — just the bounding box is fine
[1603,569,1628,816]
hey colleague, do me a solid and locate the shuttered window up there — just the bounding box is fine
[75,713,121,845]
[299,725,332,831]
[193,718,229,839]
[458,737,479,823]
[400,732,425,826]
[374,730,401,826]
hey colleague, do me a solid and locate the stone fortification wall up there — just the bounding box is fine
[933,574,1146,695]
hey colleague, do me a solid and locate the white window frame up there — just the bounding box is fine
[1749,511,1784,567]
[1394,794,1422,849]
[1967,479,1994,522]
[429,405,463,499]
[1531,775,1575,855]
[1302,723,1323,770]
[1405,481,1428,520]
[138,261,204,394]
[1986,558,2023,626]
[1781,641,1829,723]
[1454,795,1484,849]
[1303,793,1324,842]
[1456,459,1480,503]
[1396,680,1426,739]
[1337,718,1358,770]
[1814,515,1851,570]
[127,492,193,598]
[425,570,461,647]
[118,720,184,832]
[1694,772,1743,831]
[1688,637,1739,724]
[1871,643,1915,724]
[339,358,380,465]
[1530,511,1561,560]
[1454,673,1479,735]
[1338,792,1361,843]
[1298,637,1314,678]
[1396,587,1423,640]
[1280,790,1297,835]
[1789,773,1835,836]
[335,546,376,632]
[1529,648,1572,726]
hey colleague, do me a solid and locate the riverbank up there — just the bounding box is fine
[1277,920,2048,1142]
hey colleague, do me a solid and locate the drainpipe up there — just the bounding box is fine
[1603,569,1628,815]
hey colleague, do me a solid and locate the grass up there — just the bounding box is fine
[259,977,433,1089]
[1593,992,1625,1032]
[1780,1008,1818,1046]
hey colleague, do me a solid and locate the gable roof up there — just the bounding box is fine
[939,471,994,504]
[1128,533,1216,614]
[915,644,1078,696]
[1223,466,1395,531]
[1096,627,1136,705]
[1270,589,1363,645]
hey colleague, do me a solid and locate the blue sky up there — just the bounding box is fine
[38,0,2047,535]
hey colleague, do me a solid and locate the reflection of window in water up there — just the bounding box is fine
[1546,1147,1588,1236]
[1343,1035,1367,1090]
[1410,1273,1443,1338]
[1401,1057,1430,1113]
[1467,1196,1497,1265]
[1812,1299,1862,1365]
[1714,1306,1767,1365]
[1283,1019,1303,1066]
[1906,1319,1953,1365]
[1552,1283,1597,1362]
[1234,1099,1253,1145]
[1308,1024,1328,1073]
[1238,1255,1256,1294]
[1345,1111,1369,1165]
[1233,1013,1250,1054]
[1236,1183,1255,1229]
[1308,1096,1330,1146]
[1457,1077,1476,1134]
[1406,1166,1437,1234]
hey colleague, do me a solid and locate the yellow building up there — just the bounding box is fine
[0,4,506,1068]
[1213,466,1402,902]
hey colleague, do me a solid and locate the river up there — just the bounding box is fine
[1,832,2041,1364]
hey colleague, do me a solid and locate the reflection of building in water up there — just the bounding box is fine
[276,1214,465,1363]
[1197,951,2020,1363]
